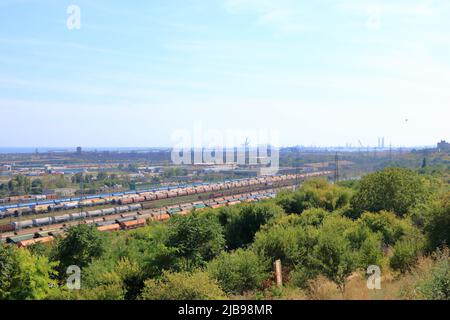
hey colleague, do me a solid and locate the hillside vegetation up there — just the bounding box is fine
[1,166,449,300]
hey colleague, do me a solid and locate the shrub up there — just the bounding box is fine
[166,213,225,271]
[0,244,57,300]
[311,216,359,294]
[219,202,284,250]
[351,167,429,217]
[346,224,384,268]
[252,225,302,268]
[208,249,269,294]
[359,211,416,246]
[390,236,425,273]
[295,208,329,227]
[417,248,450,300]
[275,179,352,214]
[424,192,450,251]
[140,271,226,300]
[52,224,105,275]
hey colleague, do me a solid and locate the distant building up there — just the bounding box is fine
[0,165,12,176]
[437,140,450,152]
[76,146,82,155]
[0,165,12,172]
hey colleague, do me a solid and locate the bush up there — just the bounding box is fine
[218,202,284,250]
[166,213,225,271]
[52,224,105,275]
[390,236,425,273]
[0,244,57,300]
[424,192,450,251]
[346,224,384,268]
[417,248,450,300]
[139,271,226,300]
[252,224,317,268]
[275,179,352,214]
[351,167,429,217]
[208,249,269,294]
[359,211,416,246]
[310,216,359,294]
[295,208,329,227]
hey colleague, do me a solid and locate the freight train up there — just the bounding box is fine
[0,171,331,218]
[2,189,278,246]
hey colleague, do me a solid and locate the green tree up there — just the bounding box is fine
[6,175,31,195]
[276,179,352,214]
[218,202,284,250]
[68,258,126,300]
[252,225,304,268]
[208,249,269,294]
[390,235,425,273]
[351,167,429,217]
[359,211,416,246]
[166,214,225,271]
[97,171,108,181]
[71,173,83,184]
[424,192,450,250]
[140,271,226,300]
[53,224,105,275]
[294,208,329,228]
[345,223,384,268]
[310,216,359,294]
[0,244,57,300]
[31,179,43,194]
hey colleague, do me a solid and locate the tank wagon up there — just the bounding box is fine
[0,171,332,215]
[4,188,280,246]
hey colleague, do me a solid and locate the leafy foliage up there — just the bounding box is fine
[2,163,447,300]
[424,192,450,251]
[252,224,317,269]
[52,224,105,275]
[359,211,417,246]
[416,248,450,300]
[140,271,226,300]
[276,179,352,214]
[390,235,425,273]
[165,213,225,271]
[351,167,429,217]
[0,244,57,300]
[208,249,269,294]
[217,202,284,250]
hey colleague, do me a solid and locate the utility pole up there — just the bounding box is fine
[389,144,393,163]
[79,170,84,225]
[334,152,340,184]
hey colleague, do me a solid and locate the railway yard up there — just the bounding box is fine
[0,171,333,246]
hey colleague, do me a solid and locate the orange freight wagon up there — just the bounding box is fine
[152,213,170,222]
[18,236,54,248]
[97,224,121,232]
[121,219,146,230]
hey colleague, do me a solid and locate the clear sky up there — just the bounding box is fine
[0,0,449,148]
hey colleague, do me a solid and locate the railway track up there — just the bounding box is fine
[0,171,334,244]
[1,186,291,247]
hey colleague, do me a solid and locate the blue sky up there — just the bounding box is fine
[0,0,449,148]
